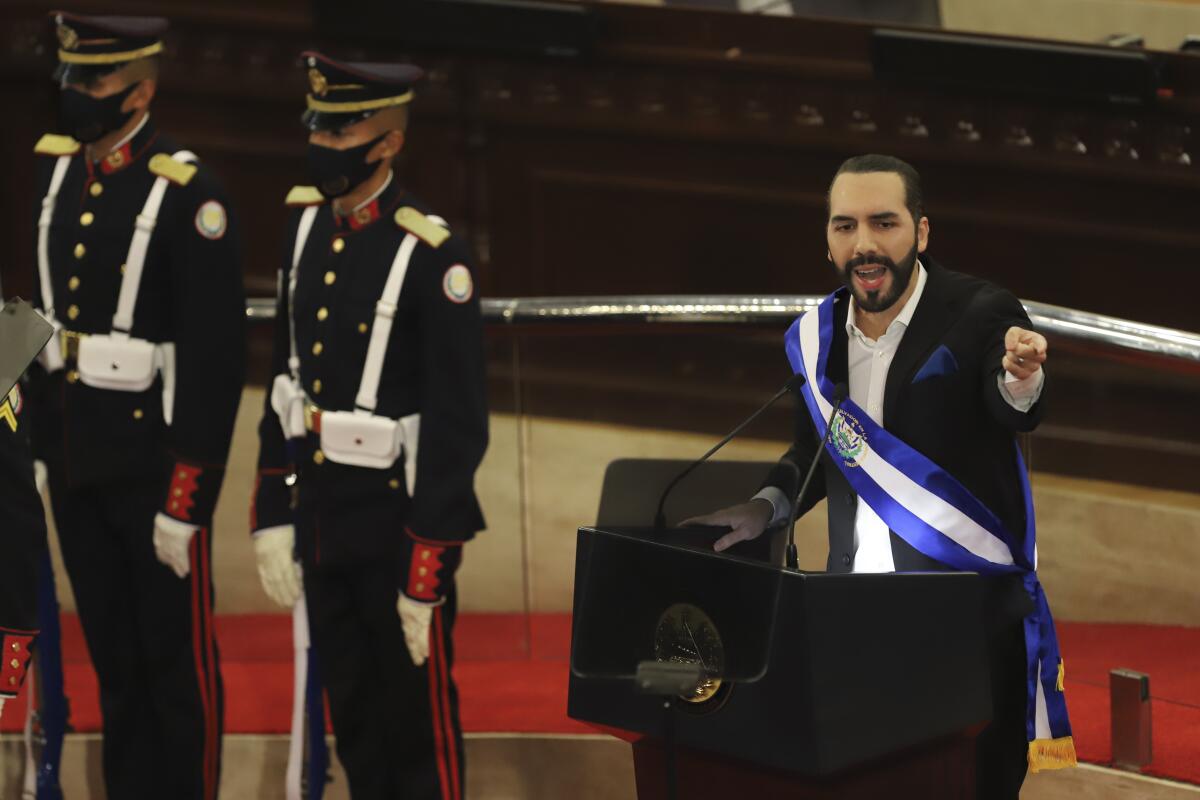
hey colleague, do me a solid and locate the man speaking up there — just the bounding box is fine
[685,154,1074,799]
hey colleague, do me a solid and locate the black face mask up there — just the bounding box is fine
[307,134,386,199]
[57,84,138,144]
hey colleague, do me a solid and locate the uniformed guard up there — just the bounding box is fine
[28,12,246,799]
[251,51,488,800]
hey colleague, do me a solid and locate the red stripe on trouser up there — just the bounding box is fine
[434,611,462,800]
[190,535,213,800]
[200,529,219,799]
[427,608,453,800]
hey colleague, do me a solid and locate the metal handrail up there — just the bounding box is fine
[244,295,1200,364]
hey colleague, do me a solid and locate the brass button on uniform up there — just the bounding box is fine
[324,271,336,286]
[66,370,80,384]
[8,677,16,687]
[388,478,400,490]
[332,237,345,253]
[67,305,80,320]
[358,322,369,334]
[312,342,324,356]
[73,243,86,259]
[120,263,127,275]
[68,276,80,291]
[80,211,95,226]
[89,181,103,197]
[10,642,19,653]
[317,307,329,321]
[10,659,19,670]
[418,567,428,577]
[421,550,431,561]
[312,379,322,395]
[313,450,325,465]
[133,409,144,420]
[415,582,425,593]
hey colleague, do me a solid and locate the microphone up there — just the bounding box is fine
[784,382,849,570]
[654,374,807,531]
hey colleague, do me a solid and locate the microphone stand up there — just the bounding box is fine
[784,384,849,570]
[653,375,805,531]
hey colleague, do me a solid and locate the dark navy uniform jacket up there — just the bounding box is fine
[252,177,487,599]
[29,119,246,528]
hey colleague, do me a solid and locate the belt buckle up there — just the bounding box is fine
[60,330,82,362]
[304,403,320,433]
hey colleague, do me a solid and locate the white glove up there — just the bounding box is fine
[34,460,48,496]
[153,513,198,579]
[397,593,440,667]
[254,525,302,608]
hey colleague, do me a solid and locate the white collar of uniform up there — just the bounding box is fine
[341,170,393,216]
[846,259,927,341]
[107,112,150,155]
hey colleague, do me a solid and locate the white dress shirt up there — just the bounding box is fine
[754,262,1044,572]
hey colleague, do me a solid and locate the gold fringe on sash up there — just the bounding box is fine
[1028,736,1077,772]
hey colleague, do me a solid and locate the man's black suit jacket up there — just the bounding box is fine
[766,258,1044,599]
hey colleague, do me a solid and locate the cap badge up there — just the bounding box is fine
[57,24,79,51]
[308,68,328,97]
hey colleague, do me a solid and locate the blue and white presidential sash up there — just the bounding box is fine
[786,288,1076,772]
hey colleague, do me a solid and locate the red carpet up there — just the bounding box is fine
[2,616,1195,785]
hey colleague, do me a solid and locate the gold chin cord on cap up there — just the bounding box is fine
[304,91,414,114]
[57,41,164,65]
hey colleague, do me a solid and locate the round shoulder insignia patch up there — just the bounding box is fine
[195,200,228,241]
[442,264,474,304]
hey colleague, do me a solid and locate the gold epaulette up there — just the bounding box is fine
[394,207,449,248]
[285,185,325,207]
[34,134,81,157]
[148,153,197,186]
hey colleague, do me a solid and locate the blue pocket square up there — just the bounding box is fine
[913,345,958,383]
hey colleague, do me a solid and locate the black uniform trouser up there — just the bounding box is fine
[304,552,464,800]
[47,465,223,800]
[976,618,1030,800]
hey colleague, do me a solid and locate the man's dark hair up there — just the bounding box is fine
[828,154,924,223]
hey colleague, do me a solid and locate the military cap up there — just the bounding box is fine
[301,50,423,132]
[50,11,167,86]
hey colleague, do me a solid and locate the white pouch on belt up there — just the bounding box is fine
[75,334,159,392]
[319,410,407,471]
[270,373,307,440]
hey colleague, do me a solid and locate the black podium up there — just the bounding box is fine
[567,526,992,798]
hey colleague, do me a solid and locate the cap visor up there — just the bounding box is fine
[301,108,378,133]
[53,61,122,87]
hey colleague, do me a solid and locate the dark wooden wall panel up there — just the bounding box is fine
[3,0,1198,490]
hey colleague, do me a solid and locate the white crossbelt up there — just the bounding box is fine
[36,156,72,370]
[287,206,320,382]
[112,150,196,336]
[37,156,72,323]
[354,219,444,413]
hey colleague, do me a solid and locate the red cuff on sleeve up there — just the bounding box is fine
[0,631,36,697]
[165,462,202,522]
[407,543,446,601]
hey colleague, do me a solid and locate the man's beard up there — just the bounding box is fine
[838,241,919,313]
